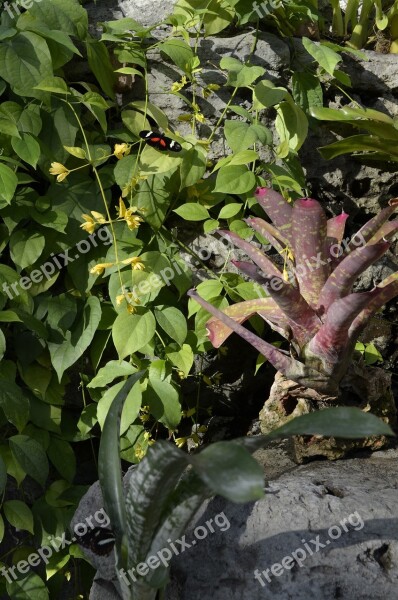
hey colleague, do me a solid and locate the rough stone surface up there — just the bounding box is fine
[85,0,177,29]
[165,449,398,600]
[73,449,398,600]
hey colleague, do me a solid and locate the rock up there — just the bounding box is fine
[165,449,398,600]
[85,0,177,29]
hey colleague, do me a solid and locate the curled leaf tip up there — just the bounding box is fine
[388,197,398,206]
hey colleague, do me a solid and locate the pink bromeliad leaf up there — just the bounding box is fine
[254,187,293,243]
[218,230,282,278]
[291,198,329,308]
[245,217,290,253]
[307,292,375,376]
[255,275,322,347]
[205,297,290,347]
[317,241,390,313]
[327,211,349,245]
[349,272,398,341]
[367,220,398,244]
[189,290,334,392]
[347,197,398,251]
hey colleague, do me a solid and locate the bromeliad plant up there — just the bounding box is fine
[189,187,398,442]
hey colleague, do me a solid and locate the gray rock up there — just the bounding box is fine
[72,449,398,600]
[166,449,398,600]
[85,0,177,28]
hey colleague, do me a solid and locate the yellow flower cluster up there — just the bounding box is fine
[113,143,131,160]
[49,162,70,183]
[80,211,107,234]
[117,198,144,231]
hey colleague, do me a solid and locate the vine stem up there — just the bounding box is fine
[66,100,124,294]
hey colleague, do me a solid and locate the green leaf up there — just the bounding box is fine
[179,147,207,189]
[275,99,308,153]
[139,145,182,175]
[154,306,188,346]
[0,381,30,432]
[173,203,210,221]
[86,39,116,98]
[220,56,264,87]
[97,379,142,434]
[254,80,288,108]
[218,203,242,219]
[292,72,323,113]
[0,164,18,204]
[34,76,68,93]
[191,442,264,503]
[154,306,187,345]
[11,133,40,168]
[145,378,182,430]
[6,573,49,600]
[0,32,53,99]
[98,373,144,559]
[302,37,342,76]
[47,437,76,482]
[112,309,156,359]
[9,435,49,487]
[242,407,395,455]
[3,500,34,534]
[64,146,86,159]
[224,121,258,152]
[363,342,383,365]
[48,296,102,381]
[10,230,45,269]
[214,165,256,194]
[165,344,194,377]
[159,39,194,73]
[23,0,88,39]
[213,150,258,172]
[88,360,137,388]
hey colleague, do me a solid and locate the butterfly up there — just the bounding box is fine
[139,130,182,152]
[77,526,115,556]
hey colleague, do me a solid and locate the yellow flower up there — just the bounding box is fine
[80,214,96,234]
[121,257,145,271]
[90,211,107,224]
[114,143,130,160]
[124,213,143,230]
[90,262,114,275]
[117,197,128,218]
[171,76,187,93]
[175,437,188,448]
[49,162,70,182]
[134,444,146,460]
[116,291,141,308]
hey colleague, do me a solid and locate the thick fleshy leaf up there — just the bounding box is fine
[205,297,288,347]
[190,442,264,503]
[240,407,394,454]
[317,241,390,312]
[258,275,321,346]
[349,272,398,340]
[291,198,329,308]
[218,230,282,278]
[254,187,293,242]
[327,211,348,247]
[98,372,145,564]
[348,197,398,250]
[367,220,398,244]
[245,217,290,253]
[189,290,334,392]
[308,292,374,374]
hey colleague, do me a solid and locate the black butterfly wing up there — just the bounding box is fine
[139,130,182,152]
[77,526,115,556]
